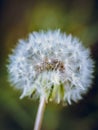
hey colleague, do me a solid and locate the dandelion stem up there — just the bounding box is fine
[34,97,46,130]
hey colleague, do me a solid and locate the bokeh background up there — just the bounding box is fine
[0,0,98,130]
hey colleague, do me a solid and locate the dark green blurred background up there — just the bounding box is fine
[0,0,98,130]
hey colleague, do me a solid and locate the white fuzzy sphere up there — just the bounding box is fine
[7,30,94,104]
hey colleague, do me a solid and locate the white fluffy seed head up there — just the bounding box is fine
[7,30,94,105]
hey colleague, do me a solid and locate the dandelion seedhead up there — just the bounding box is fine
[7,30,94,104]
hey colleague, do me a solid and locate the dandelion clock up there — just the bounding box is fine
[7,30,94,130]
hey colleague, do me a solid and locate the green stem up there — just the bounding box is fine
[34,97,46,130]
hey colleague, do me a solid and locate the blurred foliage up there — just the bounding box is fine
[0,0,98,130]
